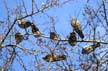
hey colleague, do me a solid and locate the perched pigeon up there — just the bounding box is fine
[82,42,100,54]
[50,32,58,40]
[43,53,66,62]
[68,32,77,46]
[15,32,24,44]
[71,18,84,39]
[31,24,42,37]
[17,19,32,29]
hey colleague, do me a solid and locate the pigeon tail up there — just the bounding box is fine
[76,29,84,39]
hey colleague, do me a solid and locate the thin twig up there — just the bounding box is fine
[102,0,108,26]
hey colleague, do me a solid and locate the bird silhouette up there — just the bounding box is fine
[71,18,84,39]
[82,42,100,54]
[68,32,77,46]
[17,19,32,29]
[50,32,58,40]
[31,24,42,37]
[15,32,24,44]
[43,53,66,62]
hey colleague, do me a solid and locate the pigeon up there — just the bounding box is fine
[50,32,58,40]
[15,32,24,44]
[71,18,84,39]
[31,24,42,37]
[17,19,32,29]
[82,42,100,54]
[43,53,66,62]
[68,32,77,46]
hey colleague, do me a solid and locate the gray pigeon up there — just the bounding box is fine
[71,18,84,39]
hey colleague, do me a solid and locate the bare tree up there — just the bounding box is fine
[0,0,108,71]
